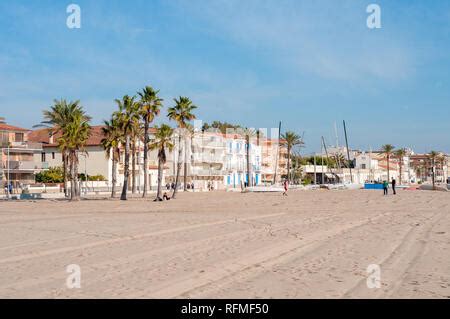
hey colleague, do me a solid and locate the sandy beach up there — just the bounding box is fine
[0,189,448,299]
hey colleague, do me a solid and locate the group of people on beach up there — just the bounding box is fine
[3,181,20,195]
[282,178,398,197]
[383,178,397,196]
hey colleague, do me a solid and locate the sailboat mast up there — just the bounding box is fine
[322,136,335,184]
[334,121,339,148]
[343,120,354,183]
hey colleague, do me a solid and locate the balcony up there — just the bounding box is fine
[192,138,225,149]
[191,169,225,176]
[3,161,48,171]
[1,141,43,152]
[191,153,225,164]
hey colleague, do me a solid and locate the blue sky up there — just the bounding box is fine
[0,0,449,153]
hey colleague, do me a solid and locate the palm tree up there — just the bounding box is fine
[101,117,123,198]
[38,99,90,199]
[281,131,304,183]
[150,124,174,201]
[60,110,91,201]
[167,97,197,198]
[381,144,395,182]
[429,151,440,190]
[394,148,407,185]
[37,99,80,197]
[137,86,163,197]
[114,95,139,200]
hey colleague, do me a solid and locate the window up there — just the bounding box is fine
[362,164,366,169]
[15,133,24,142]
[52,152,55,160]
[0,132,8,145]
[41,152,46,163]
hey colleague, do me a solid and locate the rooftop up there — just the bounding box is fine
[0,123,30,132]
[29,126,158,147]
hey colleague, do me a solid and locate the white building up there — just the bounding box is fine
[29,126,164,191]
[223,132,262,188]
[166,127,263,190]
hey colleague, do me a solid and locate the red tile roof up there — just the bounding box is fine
[0,123,30,132]
[29,126,157,147]
[29,126,110,147]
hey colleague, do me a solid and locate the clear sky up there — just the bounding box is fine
[0,0,449,153]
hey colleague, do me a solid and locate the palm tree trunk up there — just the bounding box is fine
[172,134,182,199]
[69,151,78,201]
[399,162,403,185]
[73,153,79,200]
[143,120,149,197]
[111,150,117,198]
[156,158,163,200]
[246,139,251,187]
[131,139,136,194]
[287,146,291,183]
[62,151,68,197]
[69,152,75,200]
[183,135,188,191]
[432,160,436,189]
[121,135,130,200]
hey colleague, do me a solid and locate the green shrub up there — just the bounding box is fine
[79,173,106,181]
[35,167,64,183]
[302,177,313,185]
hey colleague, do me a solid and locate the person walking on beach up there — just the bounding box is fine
[283,179,289,196]
[383,180,389,196]
[392,178,397,195]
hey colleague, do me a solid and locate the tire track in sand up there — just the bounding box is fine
[340,207,446,298]
[131,211,395,298]
[0,212,286,265]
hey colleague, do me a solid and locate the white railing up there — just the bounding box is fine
[191,153,225,163]
[8,141,43,150]
[191,169,225,176]
[4,161,48,170]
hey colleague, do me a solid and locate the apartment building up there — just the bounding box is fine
[410,153,448,184]
[260,138,288,184]
[189,130,227,190]
[0,117,45,187]
[223,132,262,188]
[166,128,267,190]
[29,126,164,190]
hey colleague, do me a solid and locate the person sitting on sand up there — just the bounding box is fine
[283,179,289,196]
[383,180,389,196]
[163,192,171,201]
